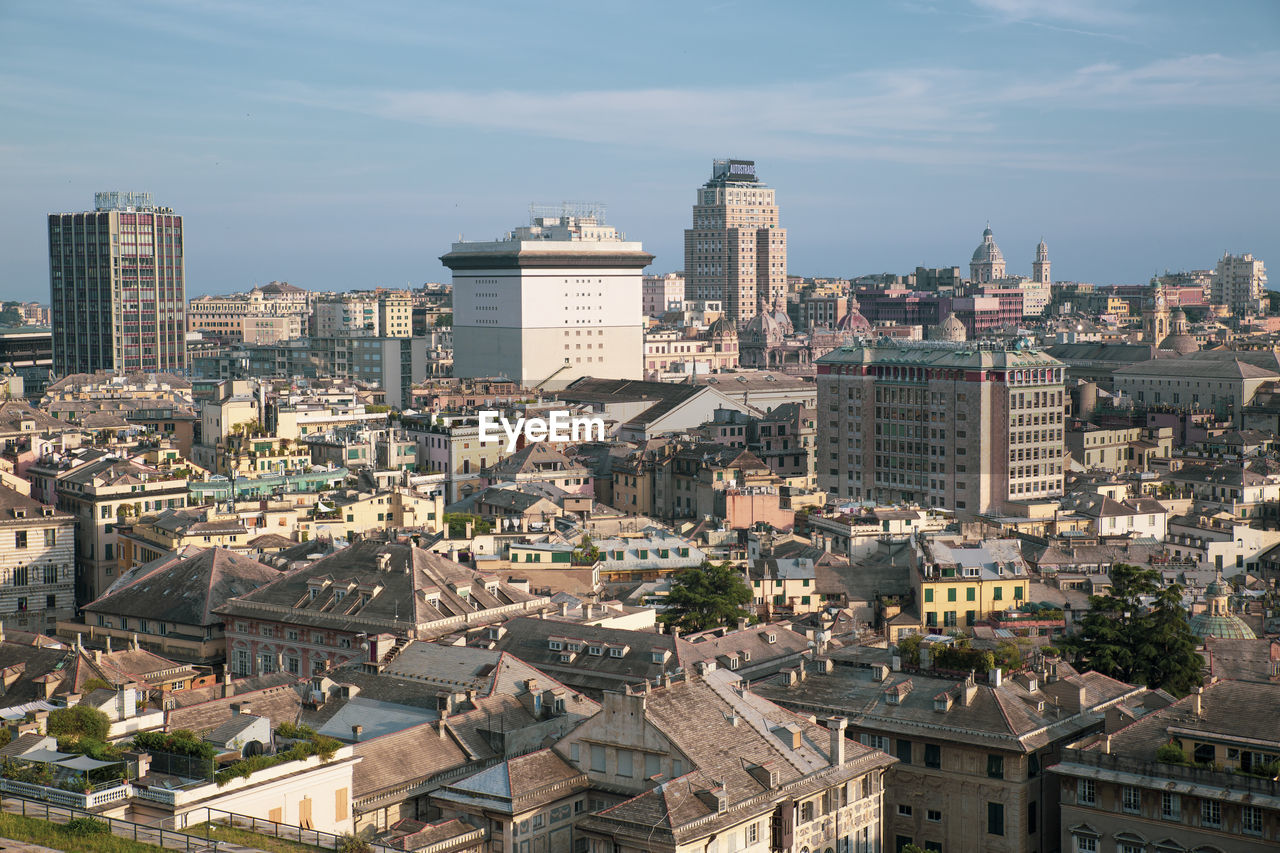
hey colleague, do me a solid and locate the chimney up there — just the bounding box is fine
[221,666,234,699]
[0,618,5,644]
[1102,734,1112,754]
[989,667,1003,688]
[134,752,151,778]
[1192,686,1203,717]
[827,717,848,766]
[351,724,363,742]
[559,601,570,617]
[104,635,112,654]
[737,617,749,632]
[92,649,102,665]
[232,701,251,716]
[526,678,538,694]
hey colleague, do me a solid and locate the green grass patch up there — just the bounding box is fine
[0,810,166,853]
[186,821,325,852]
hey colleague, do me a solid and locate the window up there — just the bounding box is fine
[1077,779,1095,805]
[926,809,941,822]
[44,529,56,547]
[801,801,815,822]
[924,744,940,768]
[14,531,26,549]
[645,753,660,778]
[993,586,1003,601]
[897,804,913,817]
[589,744,605,772]
[1160,791,1179,820]
[860,734,890,751]
[746,823,759,845]
[1074,837,1097,853]
[986,803,1004,836]
[12,567,27,587]
[1122,786,1140,814]
[1200,799,1221,828]
[1243,804,1263,835]
[1028,801,1036,834]
[896,740,912,764]
[617,749,633,777]
[987,754,1003,779]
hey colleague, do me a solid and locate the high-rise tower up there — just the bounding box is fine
[1033,239,1051,284]
[49,192,187,377]
[684,159,787,325]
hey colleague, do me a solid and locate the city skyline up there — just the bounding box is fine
[2,1,1278,299]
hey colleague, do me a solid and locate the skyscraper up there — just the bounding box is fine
[49,192,187,377]
[441,206,652,387]
[684,159,787,325]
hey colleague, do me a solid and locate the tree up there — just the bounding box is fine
[1062,563,1203,695]
[47,706,110,741]
[658,562,752,634]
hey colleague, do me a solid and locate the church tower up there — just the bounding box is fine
[1033,239,1050,284]
[1144,280,1170,344]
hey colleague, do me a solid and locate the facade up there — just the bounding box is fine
[442,211,652,387]
[642,272,685,317]
[0,485,76,632]
[758,650,1147,853]
[816,340,1067,514]
[684,159,787,325]
[568,669,895,853]
[215,539,547,679]
[1210,252,1267,316]
[49,192,187,376]
[914,536,1031,630]
[1052,680,1280,853]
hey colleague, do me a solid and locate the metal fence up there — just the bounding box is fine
[178,805,397,852]
[0,792,221,851]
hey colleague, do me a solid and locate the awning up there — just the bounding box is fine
[18,749,74,764]
[58,755,119,772]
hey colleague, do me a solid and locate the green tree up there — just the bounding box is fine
[1062,563,1203,695]
[47,706,110,741]
[659,562,752,634]
[434,313,454,328]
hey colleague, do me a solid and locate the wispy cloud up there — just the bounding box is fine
[267,52,1280,174]
[969,0,1141,29]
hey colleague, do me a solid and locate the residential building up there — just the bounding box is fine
[38,454,188,602]
[1066,422,1173,472]
[49,192,186,376]
[1210,252,1267,316]
[642,272,685,317]
[215,539,548,678]
[66,546,279,664]
[568,669,894,853]
[1052,679,1280,853]
[816,339,1067,514]
[0,485,76,631]
[442,208,652,387]
[684,158,787,324]
[914,536,1031,630]
[805,505,949,560]
[757,648,1148,853]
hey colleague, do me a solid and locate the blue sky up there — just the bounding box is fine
[1,0,1277,298]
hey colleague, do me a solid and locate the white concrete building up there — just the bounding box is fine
[642,272,685,317]
[1211,252,1267,316]
[442,211,652,389]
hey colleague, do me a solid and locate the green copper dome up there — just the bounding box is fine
[1189,611,1256,641]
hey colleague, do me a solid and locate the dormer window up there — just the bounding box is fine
[608,646,625,658]
[335,590,345,602]
[766,633,777,644]
[549,640,563,651]
[589,645,603,656]
[560,653,573,663]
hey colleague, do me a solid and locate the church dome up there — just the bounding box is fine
[931,312,967,342]
[742,310,788,345]
[769,304,795,336]
[972,225,1004,264]
[708,315,736,340]
[836,308,872,333]
[1189,611,1257,641]
[1160,333,1199,355]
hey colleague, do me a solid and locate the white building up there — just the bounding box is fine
[642,272,685,317]
[1211,252,1267,316]
[442,210,652,389]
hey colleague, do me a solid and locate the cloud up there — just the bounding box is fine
[968,0,1140,29]
[267,52,1280,174]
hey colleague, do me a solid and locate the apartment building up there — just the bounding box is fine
[0,485,76,631]
[1210,252,1267,316]
[567,668,895,853]
[758,648,1148,853]
[914,536,1032,630]
[816,340,1067,515]
[1052,680,1280,853]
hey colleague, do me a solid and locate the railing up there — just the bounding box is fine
[0,792,218,851]
[0,777,131,810]
[175,805,398,852]
[1057,748,1280,797]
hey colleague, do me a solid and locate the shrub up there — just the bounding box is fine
[896,634,922,668]
[339,834,373,853]
[132,730,218,761]
[47,706,110,741]
[1156,742,1188,764]
[275,722,318,740]
[64,817,110,836]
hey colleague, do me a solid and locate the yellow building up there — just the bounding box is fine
[313,486,444,541]
[914,537,1030,630]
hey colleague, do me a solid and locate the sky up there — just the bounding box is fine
[1,0,1277,299]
